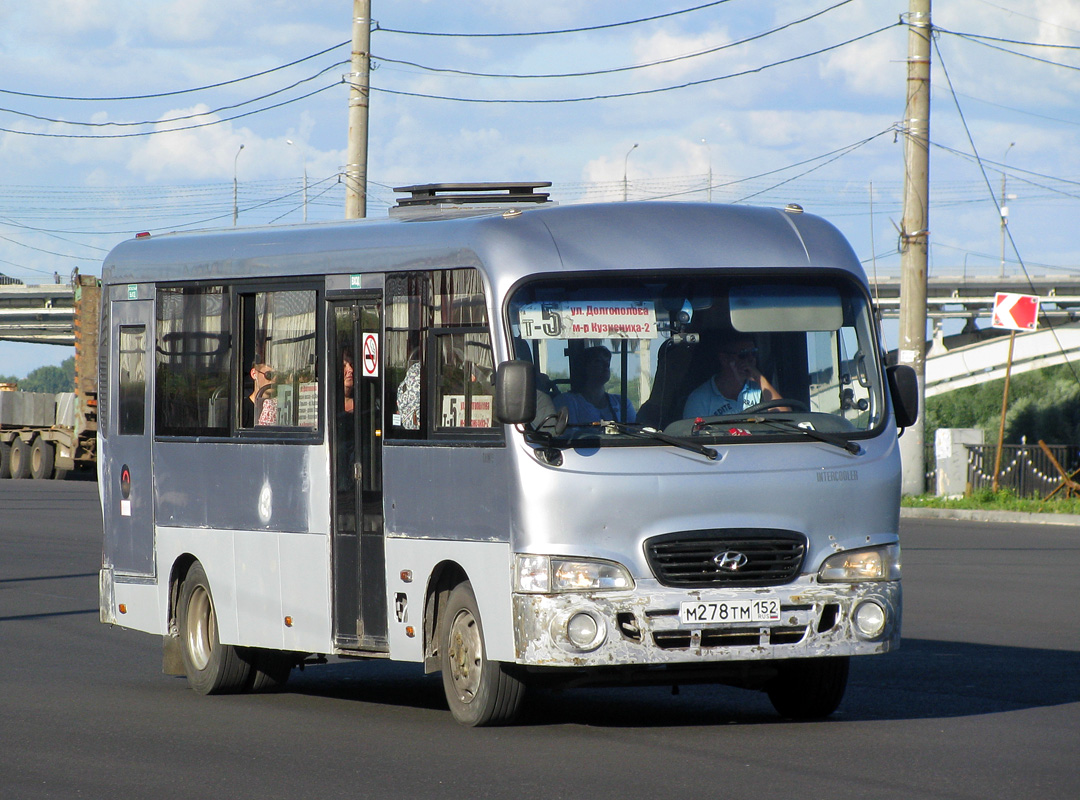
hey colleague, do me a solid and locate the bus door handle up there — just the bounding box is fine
[352,462,363,482]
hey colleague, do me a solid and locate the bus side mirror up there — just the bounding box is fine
[886,364,919,429]
[494,360,536,425]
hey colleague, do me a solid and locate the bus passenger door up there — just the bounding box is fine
[102,295,155,577]
[331,298,387,652]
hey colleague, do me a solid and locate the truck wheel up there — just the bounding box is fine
[440,581,525,727]
[177,561,253,695]
[9,438,32,479]
[0,442,10,479]
[30,438,55,480]
[766,656,850,720]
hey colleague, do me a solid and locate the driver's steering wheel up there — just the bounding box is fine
[742,398,808,413]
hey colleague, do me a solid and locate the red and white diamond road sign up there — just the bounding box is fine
[992,292,1040,332]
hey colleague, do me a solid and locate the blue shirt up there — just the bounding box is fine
[682,378,761,419]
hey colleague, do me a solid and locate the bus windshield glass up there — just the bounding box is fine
[507,272,884,445]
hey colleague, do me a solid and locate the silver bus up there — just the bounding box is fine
[98,183,917,726]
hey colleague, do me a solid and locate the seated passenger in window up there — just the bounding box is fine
[555,345,636,425]
[396,360,421,430]
[249,362,278,425]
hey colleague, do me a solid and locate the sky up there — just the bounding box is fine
[3,0,1080,378]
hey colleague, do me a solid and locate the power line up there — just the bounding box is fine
[0,83,338,139]
[0,61,347,130]
[364,24,898,104]
[0,41,349,102]
[932,35,1080,389]
[373,1,855,80]
[374,1,739,38]
[938,27,1080,73]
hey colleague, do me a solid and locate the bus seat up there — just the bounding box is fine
[637,339,698,429]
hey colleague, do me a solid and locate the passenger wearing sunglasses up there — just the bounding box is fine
[682,333,783,419]
[249,362,278,425]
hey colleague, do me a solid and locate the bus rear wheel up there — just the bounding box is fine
[178,561,253,694]
[766,656,849,720]
[440,581,525,727]
[9,438,31,479]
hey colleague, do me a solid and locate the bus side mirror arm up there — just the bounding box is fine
[886,364,919,431]
[494,360,536,426]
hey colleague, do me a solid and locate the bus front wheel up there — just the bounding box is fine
[178,561,253,695]
[440,581,525,727]
[766,656,849,720]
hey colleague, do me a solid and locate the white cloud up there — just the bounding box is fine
[820,36,903,96]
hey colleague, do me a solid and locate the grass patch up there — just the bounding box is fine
[902,487,1080,515]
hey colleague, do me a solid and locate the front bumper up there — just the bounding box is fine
[512,575,900,667]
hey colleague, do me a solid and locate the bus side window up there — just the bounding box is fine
[386,271,429,438]
[434,331,494,429]
[238,289,318,431]
[155,285,231,437]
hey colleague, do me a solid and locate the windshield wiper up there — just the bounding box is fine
[592,420,718,460]
[713,415,862,455]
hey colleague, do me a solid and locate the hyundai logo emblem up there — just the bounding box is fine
[714,551,749,571]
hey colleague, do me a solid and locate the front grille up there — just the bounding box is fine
[653,626,807,650]
[645,529,807,588]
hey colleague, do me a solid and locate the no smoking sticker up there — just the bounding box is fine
[362,332,379,378]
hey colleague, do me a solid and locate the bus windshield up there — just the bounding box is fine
[507,272,884,445]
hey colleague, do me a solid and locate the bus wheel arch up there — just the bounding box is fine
[422,560,468,673]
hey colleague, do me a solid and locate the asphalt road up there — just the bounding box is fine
[1,480,1077,799]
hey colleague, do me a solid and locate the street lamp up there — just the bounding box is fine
[701,138,712,203]
[999,141,1015,278]
[282,139,308,221]
[232,143,245,226]
[623,143,638,202]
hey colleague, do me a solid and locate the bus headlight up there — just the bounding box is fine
[818,544,901,583]
[515,555,634,593]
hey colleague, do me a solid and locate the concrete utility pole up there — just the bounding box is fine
[344,0,371,219]
[898,0,932,495]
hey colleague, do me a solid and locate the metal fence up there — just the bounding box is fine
[965,443,1080,498]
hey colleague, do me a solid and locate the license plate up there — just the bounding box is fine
[679,598,780,625]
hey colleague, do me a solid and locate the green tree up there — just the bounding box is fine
[926,363,1080,447]
[18,357,75,394]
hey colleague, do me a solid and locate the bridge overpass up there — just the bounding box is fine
[0,284,77,346]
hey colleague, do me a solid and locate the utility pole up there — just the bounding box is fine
[345,0,371,219]
[898,0,932,495]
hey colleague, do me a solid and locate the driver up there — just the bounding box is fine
[682,332,784,418]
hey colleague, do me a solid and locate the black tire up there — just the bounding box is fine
[767,656,850,720]
[440,581,525,727]
[177,561,253,695]
[30,438,55,480]
[0,441,10,479]
[9,438,31,480]
[247,648,294,693]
